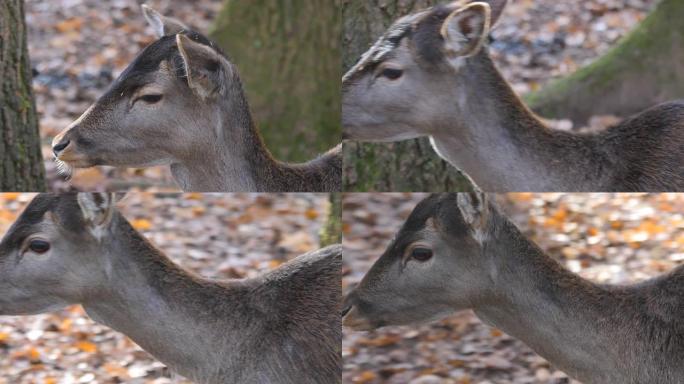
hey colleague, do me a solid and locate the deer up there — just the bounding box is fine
[51,5,341,192]
[343,193,684,384]
[0,193,342,384]
[342,0,684,192]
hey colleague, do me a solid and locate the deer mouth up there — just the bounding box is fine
[342,305,376,331]
[55,151,93,169]
[53,150,96,180]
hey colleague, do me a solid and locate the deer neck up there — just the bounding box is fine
[169,86,285,192]
[471,217,621,382]
[80,218,259,383]
[429,52,611,192]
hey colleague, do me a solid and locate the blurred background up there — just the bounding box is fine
[24,0,340,191]
[0,193,330,383]
[342,0,682,191]
[342,193,684,383]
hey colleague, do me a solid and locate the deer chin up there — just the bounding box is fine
[342,306,379,331]
[54,153,95,179]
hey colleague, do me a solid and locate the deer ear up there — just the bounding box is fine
[77,193,116,234]
[456,191,489,232]
[176,34,227,99]
[441,2,492,58]
[142,4,188,38]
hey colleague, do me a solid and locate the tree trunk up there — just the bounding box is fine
[341,0,473,192]
[0,0,46,191]
[319,193,342,247]
[209,0,340,163]
[527,0,684,124]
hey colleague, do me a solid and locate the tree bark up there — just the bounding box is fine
[0,0,46,191]
[341,0,473,192]
[527,0,684,124]
[209,0,340,163]
[319,193,342,247]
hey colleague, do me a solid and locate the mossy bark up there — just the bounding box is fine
[319,193,342,247]
[209,0,341,163]
[527,0,684,123]
[342,0,473,192]
[0,0,46,191]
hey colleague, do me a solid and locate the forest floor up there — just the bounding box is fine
[342,193,684,383]
[0,193,329,383]
[26,0,223,192]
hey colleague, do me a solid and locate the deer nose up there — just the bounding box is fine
[52,140,71,156]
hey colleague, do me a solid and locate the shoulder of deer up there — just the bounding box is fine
[263,244,342,282]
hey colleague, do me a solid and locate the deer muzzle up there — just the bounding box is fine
[51,129,92,168]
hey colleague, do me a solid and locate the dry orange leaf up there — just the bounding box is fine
[552,208,568,221]
[68,305,85,315]
[76,341,98,353]
[508,193,533,202]
[131,219,153,230]
[55,18,83,33]
[449,359,466,367]
[2,193,21,201]
[357,334,401,347]
[676,235,684,245]
[186,193,204,200]
[355,371,377,383]
[28,347,41,361]
[304,208,319,220]
[59,318,73,332]
[0,210,18,222]
[103,362,129,377]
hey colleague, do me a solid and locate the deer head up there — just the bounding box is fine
[343,192,495,330]
[342,0,508,141]
[0,193,121,315]
[51,5,240,177]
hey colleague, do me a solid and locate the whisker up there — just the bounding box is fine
[54,158,74,181]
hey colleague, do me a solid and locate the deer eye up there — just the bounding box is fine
[410,247,433,262]
[137,94,163,104]
[380,68,403,80]
[28,240,50,254]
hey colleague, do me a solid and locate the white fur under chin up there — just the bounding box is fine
[54,158,74,181]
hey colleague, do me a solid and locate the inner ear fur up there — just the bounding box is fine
[440,2,492,58]
[142,4,188,38]
[456,192,489,231]
[176,34,227,99]
[77,193,116,227]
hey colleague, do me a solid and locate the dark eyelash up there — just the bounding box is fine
[380,68,403,80]
[138,94,163,103]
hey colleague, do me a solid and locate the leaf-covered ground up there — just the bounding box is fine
[0,193,329,383]
[342,193,684,383]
